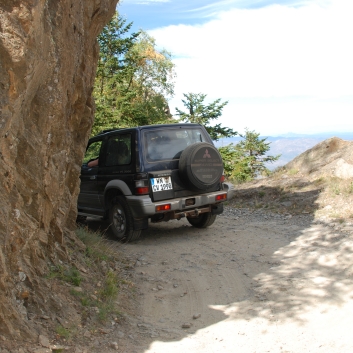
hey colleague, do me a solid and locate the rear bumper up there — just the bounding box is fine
[126,184,233,219]
[222,182,235,199]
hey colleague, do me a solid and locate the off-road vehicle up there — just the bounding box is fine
[77,123,234,241]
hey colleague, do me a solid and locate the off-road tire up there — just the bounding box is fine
[187,213,217,228]
[76,215,87,224]
[109,196,141,242]
[179,142,223,191]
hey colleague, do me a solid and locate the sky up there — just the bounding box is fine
[118,0,353,136]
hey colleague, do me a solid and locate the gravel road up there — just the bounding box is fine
[110,207,353,353]
[8,206,353,352]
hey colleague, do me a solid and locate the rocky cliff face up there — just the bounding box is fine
[0,0,118,339]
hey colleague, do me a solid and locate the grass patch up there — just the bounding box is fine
[258,191,265,198]
[75,227,126,322]
[271,166,286,177]
[75,226,119,266]
[326,177,353,196]
[288,168,299,175]
[96,270,122,321]
[99,271,119,299]
[314,177,325,185]
[70,288,97,307]
[330,212,341,219]
[48,227,131,330]
[345,181,353,195]
[55,325,72,340]
[47,265,82,286]
[331,184,341,195]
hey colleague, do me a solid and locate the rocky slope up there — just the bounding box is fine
[231,137,353,221]
[286,137,353,179]
[0,0,118,340]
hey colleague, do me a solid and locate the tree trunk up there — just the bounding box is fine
[0,0,118,340]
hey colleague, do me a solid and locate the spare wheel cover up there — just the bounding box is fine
[179,142,223,191]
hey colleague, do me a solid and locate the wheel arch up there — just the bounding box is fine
[104,180,132,210]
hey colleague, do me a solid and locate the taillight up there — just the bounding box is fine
[156,204,171,212]
[136,187,149,195]
[134,174,149,195]
[216,193,227,201]
[220,175,225,183]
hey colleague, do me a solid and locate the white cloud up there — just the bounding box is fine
[149,0,353,134]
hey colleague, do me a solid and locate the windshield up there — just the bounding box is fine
[144,128,208,161]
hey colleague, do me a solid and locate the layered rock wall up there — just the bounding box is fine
[0,0,118,339]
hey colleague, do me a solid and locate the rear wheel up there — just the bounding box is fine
[109,196,141,242]
[187,213,217,228]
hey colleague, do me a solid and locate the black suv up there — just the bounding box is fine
[78,123,234,241]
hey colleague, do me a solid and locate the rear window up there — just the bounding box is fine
[144,128,207,161]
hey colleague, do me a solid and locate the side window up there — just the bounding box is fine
[105,134,131,167]
[83,140,102,167]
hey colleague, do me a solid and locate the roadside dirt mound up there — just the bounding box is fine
[229,137,353,221]
[285,137,353,179]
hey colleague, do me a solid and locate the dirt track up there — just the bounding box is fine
[109,207,353,353]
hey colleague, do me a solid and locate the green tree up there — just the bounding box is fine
[93,13,139,134]
[121,30,175,126]
[219,129,280,182]
[92,13,175,135]
[175,93,236,141]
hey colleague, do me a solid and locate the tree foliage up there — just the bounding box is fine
[175,93,236,141]
[219,129,280,182]
[92,13,176,135]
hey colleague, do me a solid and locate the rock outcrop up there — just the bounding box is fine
[0,0,118,339]
[285,137,353,179]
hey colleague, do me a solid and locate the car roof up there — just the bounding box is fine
[94,123,203,137]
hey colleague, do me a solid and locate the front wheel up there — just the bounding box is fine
[76,215,87,224]
[187,213,217,228]
[109,196,141,242]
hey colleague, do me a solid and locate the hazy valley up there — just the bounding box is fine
[216,132,353,170]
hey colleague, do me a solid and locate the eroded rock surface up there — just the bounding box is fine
[0,0,118,339]
[286,137,353,178]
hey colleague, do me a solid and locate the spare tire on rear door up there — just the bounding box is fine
[179,142,224,191]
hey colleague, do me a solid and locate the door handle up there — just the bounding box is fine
[90,175,97,180]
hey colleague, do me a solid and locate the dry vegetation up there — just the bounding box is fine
[228,168,353,222]
[228,137,353,223]
[0,228,138,352]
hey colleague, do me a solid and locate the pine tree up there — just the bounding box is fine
[92,13,175,135]
[175,93,236,141]
[219,129,280,181]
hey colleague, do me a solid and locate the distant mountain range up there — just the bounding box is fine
[215,132,353,170]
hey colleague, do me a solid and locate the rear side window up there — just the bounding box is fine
[105,134,131,167]
[83,140,102,165]
[144,128,207,161]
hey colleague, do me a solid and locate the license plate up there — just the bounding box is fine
[151,177,173,192]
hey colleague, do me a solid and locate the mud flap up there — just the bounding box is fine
[133,218,148,230]
[211,203,224,215]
